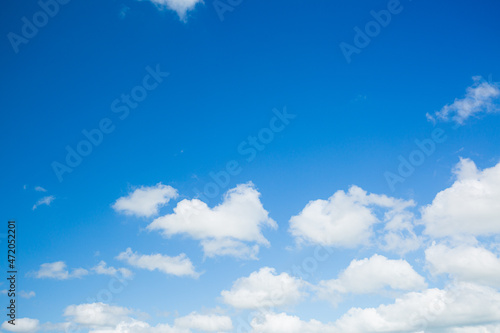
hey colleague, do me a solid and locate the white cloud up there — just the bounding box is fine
[117,248,199,278]
[147,183,277,259]
[118,4,130,19]
[33,261,133,281]
[201,238,261,259]
[241,282,500,333]
[40,322,75,332]
[34,186,46,192]
[61,303,190,333]
[421,158,500,238]
[113,183,178,218]
[1,318,40,332]
[64,303,133,329]
[89,321,188,333]
[32,195,55,210]
[250,312,335,333]
[19,290,36,299]
[446,324,500,332]
[381,229,421,255]
[33,261,88,280]
[318,254,426,302]
[221,267,307,310]
[146,0,203,21]
[427,76,500,124]
[333,282,500,332]
[61,305,231,333]
[174,312,233,331]
[289,185,417,251]
[92,261,133,278]
[426,243,500,288]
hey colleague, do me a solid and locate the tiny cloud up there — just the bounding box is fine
[147,0,203,21]
[32,195,55,210]
[19,290,36,299]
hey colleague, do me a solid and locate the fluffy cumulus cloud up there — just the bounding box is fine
[112,183,178,218]
[333,282,500,333]
[174,312,233,331]
[318,255,427,302]
[147,0,203,20]
[64,303,133,329]
[1,318,40,332]
[147,183,277,259]
[63,303,180,333]
[33,303,231,333]
[117,248,199,278]
[250,312,335,333]
[221,267,307,309]
[289,185,418,252]
[427,76,500,124]
[421,158,500,238]
[33,261,88,280]
[426,243,500,287]
[243,276,500,333]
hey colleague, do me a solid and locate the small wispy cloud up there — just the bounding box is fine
[91,261,133,278]
[147,0,203,21]
[119,4,130,19]
[31,261,132,281]
[19,290,36,299]
[427,76,500,125]
[34,186,47,192]
[117,248,199,278]
[351,94,367,103]
[33,261,88,280]
[32,195,55,210]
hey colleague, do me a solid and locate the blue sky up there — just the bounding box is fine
[2,0,500,332]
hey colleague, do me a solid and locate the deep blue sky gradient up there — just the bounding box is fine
[1,0,500,326]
